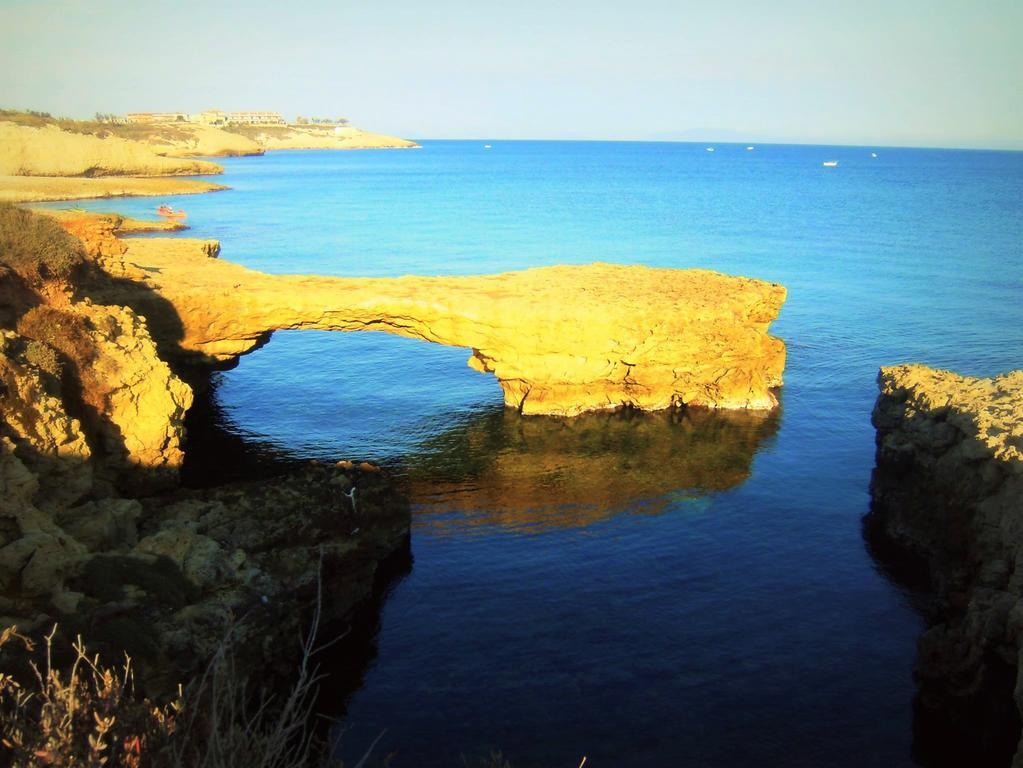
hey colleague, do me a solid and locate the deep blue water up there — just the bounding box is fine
[51,141,1023,766]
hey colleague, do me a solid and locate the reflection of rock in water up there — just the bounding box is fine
[406,406,780,531]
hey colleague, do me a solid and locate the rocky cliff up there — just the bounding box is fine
[0,122,223,177]
[867,364,1023,765]
[93,237,787,416]
[223,124,419,150]
[0,207,410,692]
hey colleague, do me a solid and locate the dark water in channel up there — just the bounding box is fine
[50,141,1023,766]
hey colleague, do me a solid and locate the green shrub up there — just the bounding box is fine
[23,339,61,377]
[0,203,85,283]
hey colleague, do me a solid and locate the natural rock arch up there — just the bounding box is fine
[93,237,788,417]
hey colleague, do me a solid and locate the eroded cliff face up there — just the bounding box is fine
[94,237,788,416]
[0,122,223,177]
[867,364,1023,765]
[223,124,419,150]
[0,210,410,693]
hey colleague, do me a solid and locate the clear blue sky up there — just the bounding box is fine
[1,0,1020,148]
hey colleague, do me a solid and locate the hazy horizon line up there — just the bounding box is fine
[405,136,1023,152]
[3,104,1020,152]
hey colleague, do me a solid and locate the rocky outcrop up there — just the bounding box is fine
[223,124,419,150]
[65,461,409,694]
[867,364,1023,765]
[0,123,223,177]
[0,209,411,695]
[33,208,188,234]
[95,237,787,416]
[0,175,227,204]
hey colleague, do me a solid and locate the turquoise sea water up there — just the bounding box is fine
[53,142,1023,766]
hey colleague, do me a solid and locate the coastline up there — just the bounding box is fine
[0,175,228,203]
[0,112,418,206]
[1,131,1023,764]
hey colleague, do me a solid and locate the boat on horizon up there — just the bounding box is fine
[871,152,878,158]
[822,160,839,168]
[706,147,715,152]
[746,146,754,150]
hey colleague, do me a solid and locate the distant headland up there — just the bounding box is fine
[0,108,418,202]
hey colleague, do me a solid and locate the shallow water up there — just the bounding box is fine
[51,141,1023,766]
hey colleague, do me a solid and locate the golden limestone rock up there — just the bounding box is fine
[95,238,787,416]
[224,123,419,150]
[0,122,223,177]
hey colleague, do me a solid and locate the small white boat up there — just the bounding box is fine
[822,160,839,167]
[871,152,878,158]
[746,146,754,151]
[706,147,715,152]
[483,144,492,149]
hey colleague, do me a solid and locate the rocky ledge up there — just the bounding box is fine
[93,233,787,416]
[0,207,410,693]
[866,364,1023,764]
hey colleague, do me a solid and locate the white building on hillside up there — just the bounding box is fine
[226,111,286,125]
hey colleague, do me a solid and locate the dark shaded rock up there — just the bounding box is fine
[866,364,1023,766]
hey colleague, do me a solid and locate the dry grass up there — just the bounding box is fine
[0,110,193,143]
[219,125,298,140]
[0,625,181,767]
[0,202,85,284]
[0,569,378,768]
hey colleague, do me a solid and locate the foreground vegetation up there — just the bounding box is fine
[0,602,350,767]
[0,201,85,284]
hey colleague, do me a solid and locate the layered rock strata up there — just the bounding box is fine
[95,237,787,416]
[867,364,1023,765]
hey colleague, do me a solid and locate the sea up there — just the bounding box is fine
[47,141,1023,767]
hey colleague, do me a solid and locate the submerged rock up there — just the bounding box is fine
[866,364,1023,765]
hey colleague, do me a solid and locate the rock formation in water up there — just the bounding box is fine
[0,207,410,691]
[1,205,785,693]
[866,364,1023,764]
[93,235,787,416]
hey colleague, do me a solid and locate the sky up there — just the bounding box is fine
[1,0,1021,149]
